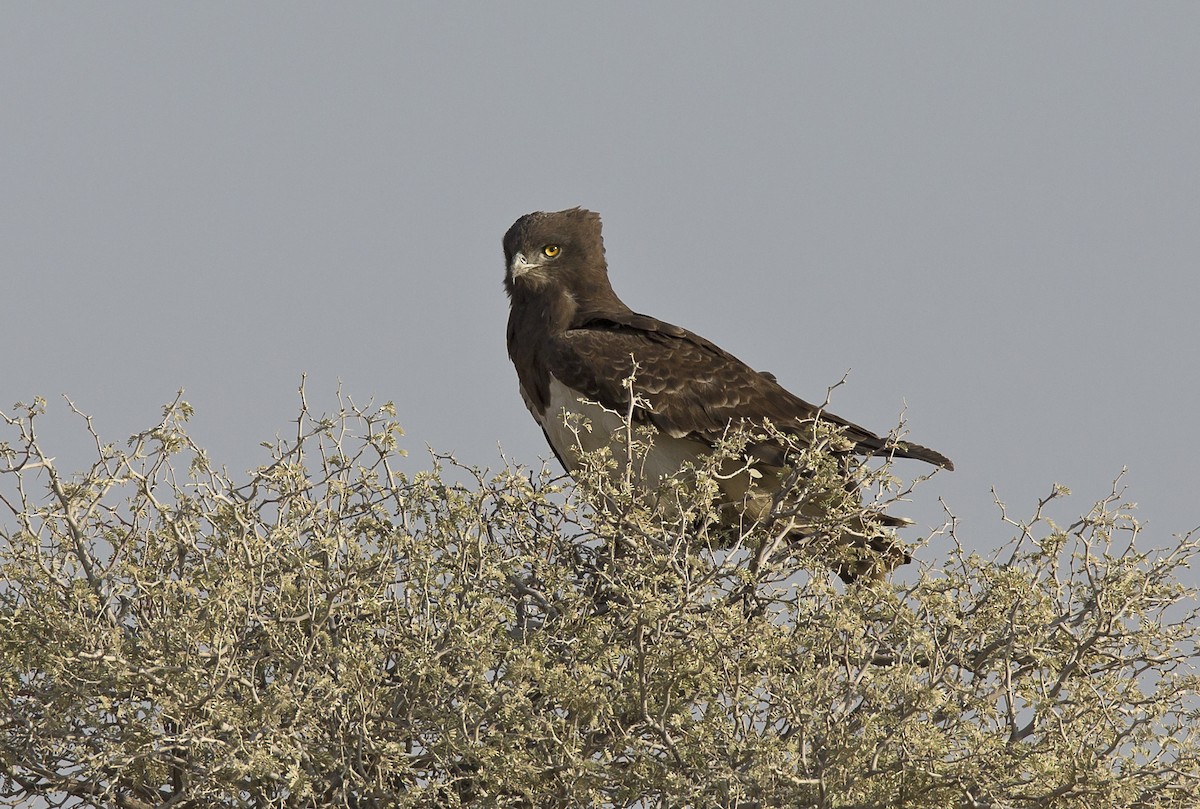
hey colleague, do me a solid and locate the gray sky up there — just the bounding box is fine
[4,4,1198,584]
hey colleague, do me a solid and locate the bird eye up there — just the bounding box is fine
[542,244,561,258]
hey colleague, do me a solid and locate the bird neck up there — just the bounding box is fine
[568,272,632,326]
[508,284,579,341]
[509,272,630,338]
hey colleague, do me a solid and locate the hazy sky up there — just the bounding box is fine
[4,4,1198,585]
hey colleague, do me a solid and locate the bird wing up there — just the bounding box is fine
[545,311,953,470]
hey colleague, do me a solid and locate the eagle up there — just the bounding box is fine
[503,207,953,582]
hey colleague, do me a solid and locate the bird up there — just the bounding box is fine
[502,207,953,582]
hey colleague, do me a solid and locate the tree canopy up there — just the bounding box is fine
[2,391,1198,808]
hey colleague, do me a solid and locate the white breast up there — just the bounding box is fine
[532,377,710,487]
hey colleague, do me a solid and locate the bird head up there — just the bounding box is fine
[503,207,611,300]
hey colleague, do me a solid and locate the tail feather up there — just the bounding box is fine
[892,439,954,471]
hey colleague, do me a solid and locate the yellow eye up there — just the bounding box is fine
[542,244,561,258]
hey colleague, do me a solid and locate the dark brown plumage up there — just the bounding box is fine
[503,207,953,581]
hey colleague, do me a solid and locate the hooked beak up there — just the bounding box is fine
[510,252,539,278]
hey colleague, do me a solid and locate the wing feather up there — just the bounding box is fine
[544,312,953,469]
